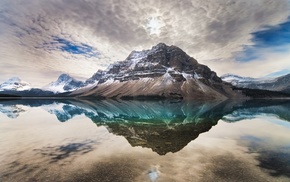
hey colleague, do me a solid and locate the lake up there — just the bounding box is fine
[0,99,290,182]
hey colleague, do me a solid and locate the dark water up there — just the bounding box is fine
[0,99,290,182]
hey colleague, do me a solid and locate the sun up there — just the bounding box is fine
[145,16,165,36]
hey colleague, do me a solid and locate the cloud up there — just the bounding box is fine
[0,0,289,86]
[208,45,290,77]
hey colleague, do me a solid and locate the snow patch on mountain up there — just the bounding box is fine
[103,78,118,85]
[182,73,192,81]
[193,72,202,80]
[163,71,174,85]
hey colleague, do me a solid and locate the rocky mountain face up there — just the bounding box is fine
[85,70,105,85]
[73,43,240,100]
[221,73,290,93]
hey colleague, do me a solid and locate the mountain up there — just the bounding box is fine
[221,73,290,93]
[72,43,241,100]
[43,74,86,93]
[0,77,31,91]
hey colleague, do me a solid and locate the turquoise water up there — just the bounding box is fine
[0,99,290,181]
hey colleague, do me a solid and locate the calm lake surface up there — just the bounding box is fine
[0,99,290,182]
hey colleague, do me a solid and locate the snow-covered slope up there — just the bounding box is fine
[0,77,31,91]
[43,74,86,93]
[72,43,241,100]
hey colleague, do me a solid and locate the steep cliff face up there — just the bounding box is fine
[74,43,239,100]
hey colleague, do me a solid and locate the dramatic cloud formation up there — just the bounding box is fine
[0,0,289,86]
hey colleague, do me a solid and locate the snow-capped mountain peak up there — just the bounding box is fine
[0,77,31,91]
[56,74,73,82]
[43,74,86,93]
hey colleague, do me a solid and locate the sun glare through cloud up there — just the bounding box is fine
[146,15,165,35]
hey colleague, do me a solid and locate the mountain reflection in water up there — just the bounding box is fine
[1,99,226,155]
[0,99,290,182]
[1,99,290,155]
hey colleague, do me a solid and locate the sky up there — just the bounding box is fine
[1,0,290,87]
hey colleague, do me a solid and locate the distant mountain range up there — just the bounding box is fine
[0,73,98,97]
[1,43,290,99]
[221,74,290,93]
